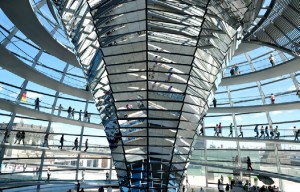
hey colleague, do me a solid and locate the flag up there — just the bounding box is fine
[21,91,27,102]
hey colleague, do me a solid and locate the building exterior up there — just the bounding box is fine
[0,0,299,191]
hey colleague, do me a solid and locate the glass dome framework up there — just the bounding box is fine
[0,0,299,191]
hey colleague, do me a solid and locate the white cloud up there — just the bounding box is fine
[270,111,282,115]
[235,116,243,121]
[220,116,232,121]
[9,92,18,97]
[26,92,43,99]
[220,116,243,121]
[287,110,296,113]
[206,123,216,127]
[254,113,265,118]
[0,86,3,91]
[14,117,28,124]
[287,85,295,91]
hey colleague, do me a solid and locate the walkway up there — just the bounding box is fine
[220,58,299,86]
[1,180,118,192]
[0,45,93,100]
[196,135,300,145]
[0,143,111,156]
[0,98,103,129]
[0,0,79,67]
[208,101,300,113]
[189,161,300,183]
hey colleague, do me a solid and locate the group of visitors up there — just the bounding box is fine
[11,131,90,152]
[58,134,88,152]
[75,180,85,192]
[205,123,283,140]
[14,131,26,145]
[227,53,276,77]
[229,64,240,76]
[34,99,92,123]
[254,125,280,139]
[65,106,90,122]
[212,94,275,109]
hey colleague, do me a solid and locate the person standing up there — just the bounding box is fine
[58,104,63,116]
[43,133,49,147]
[14,131,21,144]
[23,164,27,172]
[270,94,275,104]
[78,110,82,121]
[254,124,259,138]
[259,126,265,139]
[270,125,274,139]
[47,168,51,182]
[234,65,240,75]
[58,134,64,150]
[67,107,72,118]
[265,126,269,139]
[225,183,230,192]
[198,127,204,136]
[76,180,80,192]
[213,98,217,108]
[98,186,104,192]
[72,137,79,150]
[218,123,222,137]
[228,123,233,137]
[106,172,109,180]
[274,126,280,139]
[2,129,9,144]
[19,131,25,145]
[84,139,88,152]
[84,111,88,122]
[238,125,243,138]
[35,98,41,111]
[71,108,75,119]
[293,126,299,141]
[81,170,85,182]
[35,166,39,176]
[269,53,275,67]
[230,67,235,76]
[220,175,224,184]
[247,156,253,171]
[214,124,219,136]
